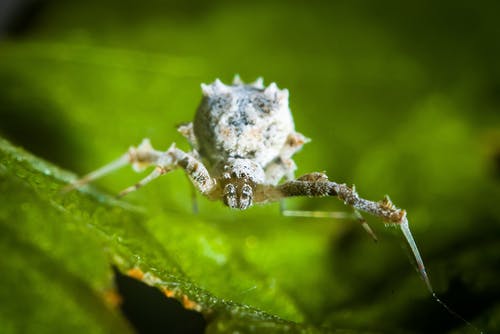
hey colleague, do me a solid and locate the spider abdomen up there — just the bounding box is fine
[193,79,295,169]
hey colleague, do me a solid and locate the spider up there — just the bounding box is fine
[68,76,476,329]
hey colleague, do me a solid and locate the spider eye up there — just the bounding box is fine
[239,184,253,210]
[223,183,237,209]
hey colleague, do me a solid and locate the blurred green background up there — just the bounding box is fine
[0,0,499,333]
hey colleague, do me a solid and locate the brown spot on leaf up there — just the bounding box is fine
[127,267,144,280]
[102,289,123,308]
[162,287,176,298]
[182,294,201,312]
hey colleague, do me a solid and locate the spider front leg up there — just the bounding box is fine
[66,138,216,199]
[64,138,160,191]
[119,143,216,198]
[255,173,432,294]
[278,173,378,241]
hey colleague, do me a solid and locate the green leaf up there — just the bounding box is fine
[0,137,344,333]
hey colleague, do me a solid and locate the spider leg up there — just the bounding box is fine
[280,201,378,242]
[117,165,169,197]
[117,143,216,198]
[63,154,130,191]
[67,139,216,198]
[353,209,378,242]
[255,175,427,287]
[188,181,199,214]
[64,138,160,191]
[264,177,482,332]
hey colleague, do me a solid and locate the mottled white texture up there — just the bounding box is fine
[191,78,306,184]
[220,158,266,185]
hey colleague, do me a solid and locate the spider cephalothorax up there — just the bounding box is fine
[219,158,265,210]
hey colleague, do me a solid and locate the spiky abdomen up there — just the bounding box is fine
[193,87,294,168]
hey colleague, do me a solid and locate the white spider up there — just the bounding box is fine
[66,76,483,332]
[67,76,451,314]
